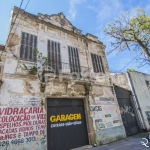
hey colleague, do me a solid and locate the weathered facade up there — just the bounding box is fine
[111,71,150,133]
[128,71,150,131]
[111,73,130,90]
[0,6,126,150]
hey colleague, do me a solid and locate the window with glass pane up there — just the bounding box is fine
[91,53,104,73]
[20,32,37,61]
[47,40,62,73]
[68,46,81,73]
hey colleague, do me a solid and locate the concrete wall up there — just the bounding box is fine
[0,7,126,149]
[129,71,150,130]
[110,73,130,90]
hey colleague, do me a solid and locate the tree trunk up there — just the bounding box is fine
[137,39,150,59]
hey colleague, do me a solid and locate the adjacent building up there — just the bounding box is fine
[0,6,126,150]
[128,71,150,131]
[111,71,150,136]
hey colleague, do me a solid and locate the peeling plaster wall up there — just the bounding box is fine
[111,73,130,90]
[0,77,46,150]
[95,126,126,145]
[88,85,126,144]
[0,7,126,149]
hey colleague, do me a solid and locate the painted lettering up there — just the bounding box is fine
[50,113,81,122]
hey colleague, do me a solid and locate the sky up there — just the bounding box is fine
[0,0,150,74]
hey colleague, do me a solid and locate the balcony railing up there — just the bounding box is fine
[41,61,91,79]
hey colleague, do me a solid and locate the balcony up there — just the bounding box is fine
[41,61,91,81]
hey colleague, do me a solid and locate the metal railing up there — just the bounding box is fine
[42,61,91,79]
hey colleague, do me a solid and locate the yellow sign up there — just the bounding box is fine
[50,113,81,122]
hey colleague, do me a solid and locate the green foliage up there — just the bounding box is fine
[104,8,150,65]
[34,48,48,65]
[128,69,135,72]
[23,48,48,75]
[23,64,37,75]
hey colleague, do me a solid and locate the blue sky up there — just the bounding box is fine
[0,0,150,74]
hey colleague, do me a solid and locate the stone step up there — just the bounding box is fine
[70,145,93,150]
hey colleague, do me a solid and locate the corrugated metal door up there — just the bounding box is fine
[115,86,139,136]
[47,98,89,150]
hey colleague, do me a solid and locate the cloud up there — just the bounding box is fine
[68,0,85,20]
[145,4,150,14]
[88,0,150,58]
[87,0,125,46]
[87,0,150,73]
[94,0,123,25]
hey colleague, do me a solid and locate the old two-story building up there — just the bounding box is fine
[0,6,126,150]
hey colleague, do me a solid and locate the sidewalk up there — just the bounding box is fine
[90,133,149,150]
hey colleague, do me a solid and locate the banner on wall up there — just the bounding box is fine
[0,106,46,148]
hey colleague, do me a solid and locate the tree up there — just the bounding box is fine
[104,9,150,66]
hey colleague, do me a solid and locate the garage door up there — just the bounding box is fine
[115,86,139,136]
[47,98,89,150]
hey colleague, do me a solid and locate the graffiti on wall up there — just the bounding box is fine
[95,119,105,129]
[113,120,120,124]
[90,104,121,130]
[106,122,113,127]
[105,114,111,117]
[90,106,102,111]
[120,106,134,116]
[0,106,46,149]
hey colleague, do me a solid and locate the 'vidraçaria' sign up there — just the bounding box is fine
[0,106,46,148]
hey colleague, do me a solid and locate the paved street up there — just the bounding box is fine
[90,133,150,150]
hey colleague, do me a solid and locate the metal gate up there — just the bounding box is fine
[47,98,89,150]
[114,86,139,136]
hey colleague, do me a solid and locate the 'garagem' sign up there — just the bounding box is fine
[50,113,81,122]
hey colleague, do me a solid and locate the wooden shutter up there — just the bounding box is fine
[91,53,104,73]
[68,46,80,73]
[20,32,37,61]
[47,40,62,73]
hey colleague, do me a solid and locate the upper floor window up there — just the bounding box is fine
[20,32,37,62]
[68,46,80,73]
[91,53,104,73]
[47,40,62,73]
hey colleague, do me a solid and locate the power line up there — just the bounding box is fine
[12,0,31,40]
[24,0,31,10]
[0,0,24,60]
[7,0,24,42]
[117,54,140,73]
[8,0,31,44]
[1,0,31,60]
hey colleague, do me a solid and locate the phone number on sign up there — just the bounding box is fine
[0,136,36,147]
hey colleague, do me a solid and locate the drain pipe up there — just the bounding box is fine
[126,71,146,131]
